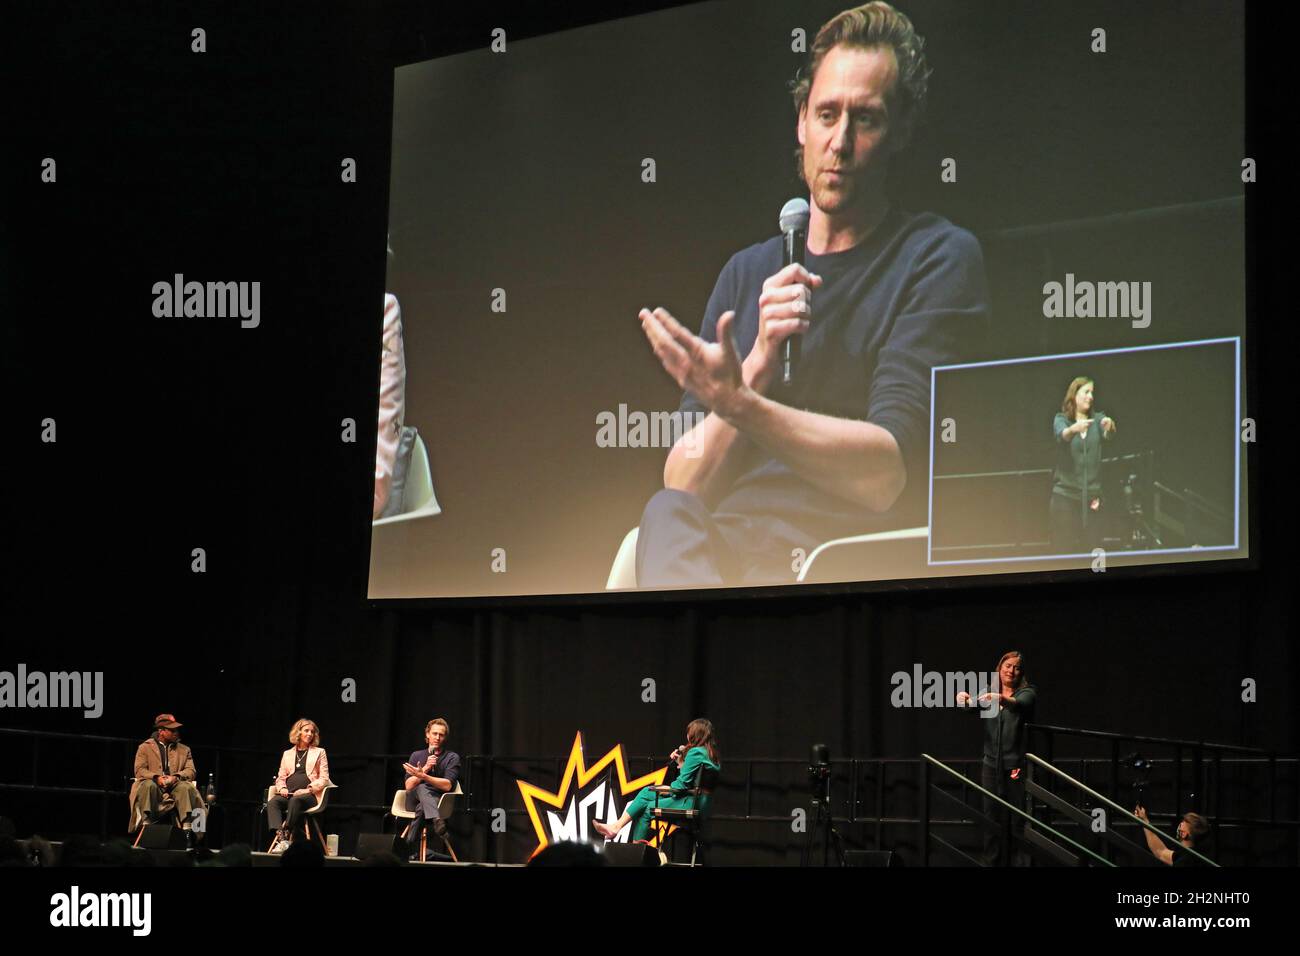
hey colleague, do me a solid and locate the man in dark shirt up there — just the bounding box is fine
[401,718,460,857]
[1136,806,1211,866]
[635,2,989,587]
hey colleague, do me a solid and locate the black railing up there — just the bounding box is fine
[931,451,1159,556]
[1025,754,1219,867]
[921,753,1113,867]
[1027,723,1291,822]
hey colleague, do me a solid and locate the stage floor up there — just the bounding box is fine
[249,851,522,867]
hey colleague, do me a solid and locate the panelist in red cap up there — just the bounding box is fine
[129,713,204,834]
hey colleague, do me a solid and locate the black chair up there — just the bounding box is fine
[649,765,719,866]
[127,775,187,847]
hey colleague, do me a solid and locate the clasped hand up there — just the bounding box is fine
[955,689,1012,707]
[639,264,822,417]
[1070,417,1115,439]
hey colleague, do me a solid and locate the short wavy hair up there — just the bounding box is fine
[790,2,931,176]
[425,718,450,738]
[1182,812,1210,841]
[288,718,321,748]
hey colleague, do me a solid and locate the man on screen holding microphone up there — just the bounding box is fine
[635,2,989,587]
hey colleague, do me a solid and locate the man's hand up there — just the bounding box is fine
[647,274,907,512]
[423,756,436,773]
[639,307,748,420]
[402,762,426,781]
[1134,805,1149,823]
[748,264,822,392]
[157,775,175,789]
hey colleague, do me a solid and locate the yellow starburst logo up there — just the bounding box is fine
[517,731,672,860]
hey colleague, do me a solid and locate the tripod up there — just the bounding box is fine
[1121,472,1163,549]
[801,763,847,867]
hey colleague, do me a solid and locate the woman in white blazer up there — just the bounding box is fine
[269,718,332,852]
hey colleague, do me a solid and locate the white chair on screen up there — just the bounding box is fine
[373,426,441,526]
[605,525,929,588]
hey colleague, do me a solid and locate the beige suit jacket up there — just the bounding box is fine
[128,736,198,828]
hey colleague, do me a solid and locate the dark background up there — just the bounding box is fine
[377,0,1248,597]
[3,0,1290,868]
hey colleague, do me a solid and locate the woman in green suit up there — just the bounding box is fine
[593,718,720,842]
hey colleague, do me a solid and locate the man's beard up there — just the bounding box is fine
[810,172,856,215]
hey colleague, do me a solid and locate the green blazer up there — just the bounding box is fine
[658,746,720,813]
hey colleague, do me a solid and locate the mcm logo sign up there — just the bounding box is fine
[517,731,671,859]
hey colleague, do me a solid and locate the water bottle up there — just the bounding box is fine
[205,772,216,804]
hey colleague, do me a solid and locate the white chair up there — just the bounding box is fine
[389,783,462,862]
[795,526,929,582]
[605,525,929,588]
[373,430,441,526]
[605,528,640,589]
[264,781,338,851]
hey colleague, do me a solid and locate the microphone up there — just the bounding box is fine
[779,198,810,387]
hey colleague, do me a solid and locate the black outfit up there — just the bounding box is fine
[1171,844,1207,867]
[269,749,315,835]
[1050,411,1108,553]
[637,205,989,587]
[974,684,1037,866]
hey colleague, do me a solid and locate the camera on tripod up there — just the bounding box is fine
[801,744,846,866]
[807,743,832,798]
[1119,468,1163,549]
[1121,472,1141,515]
